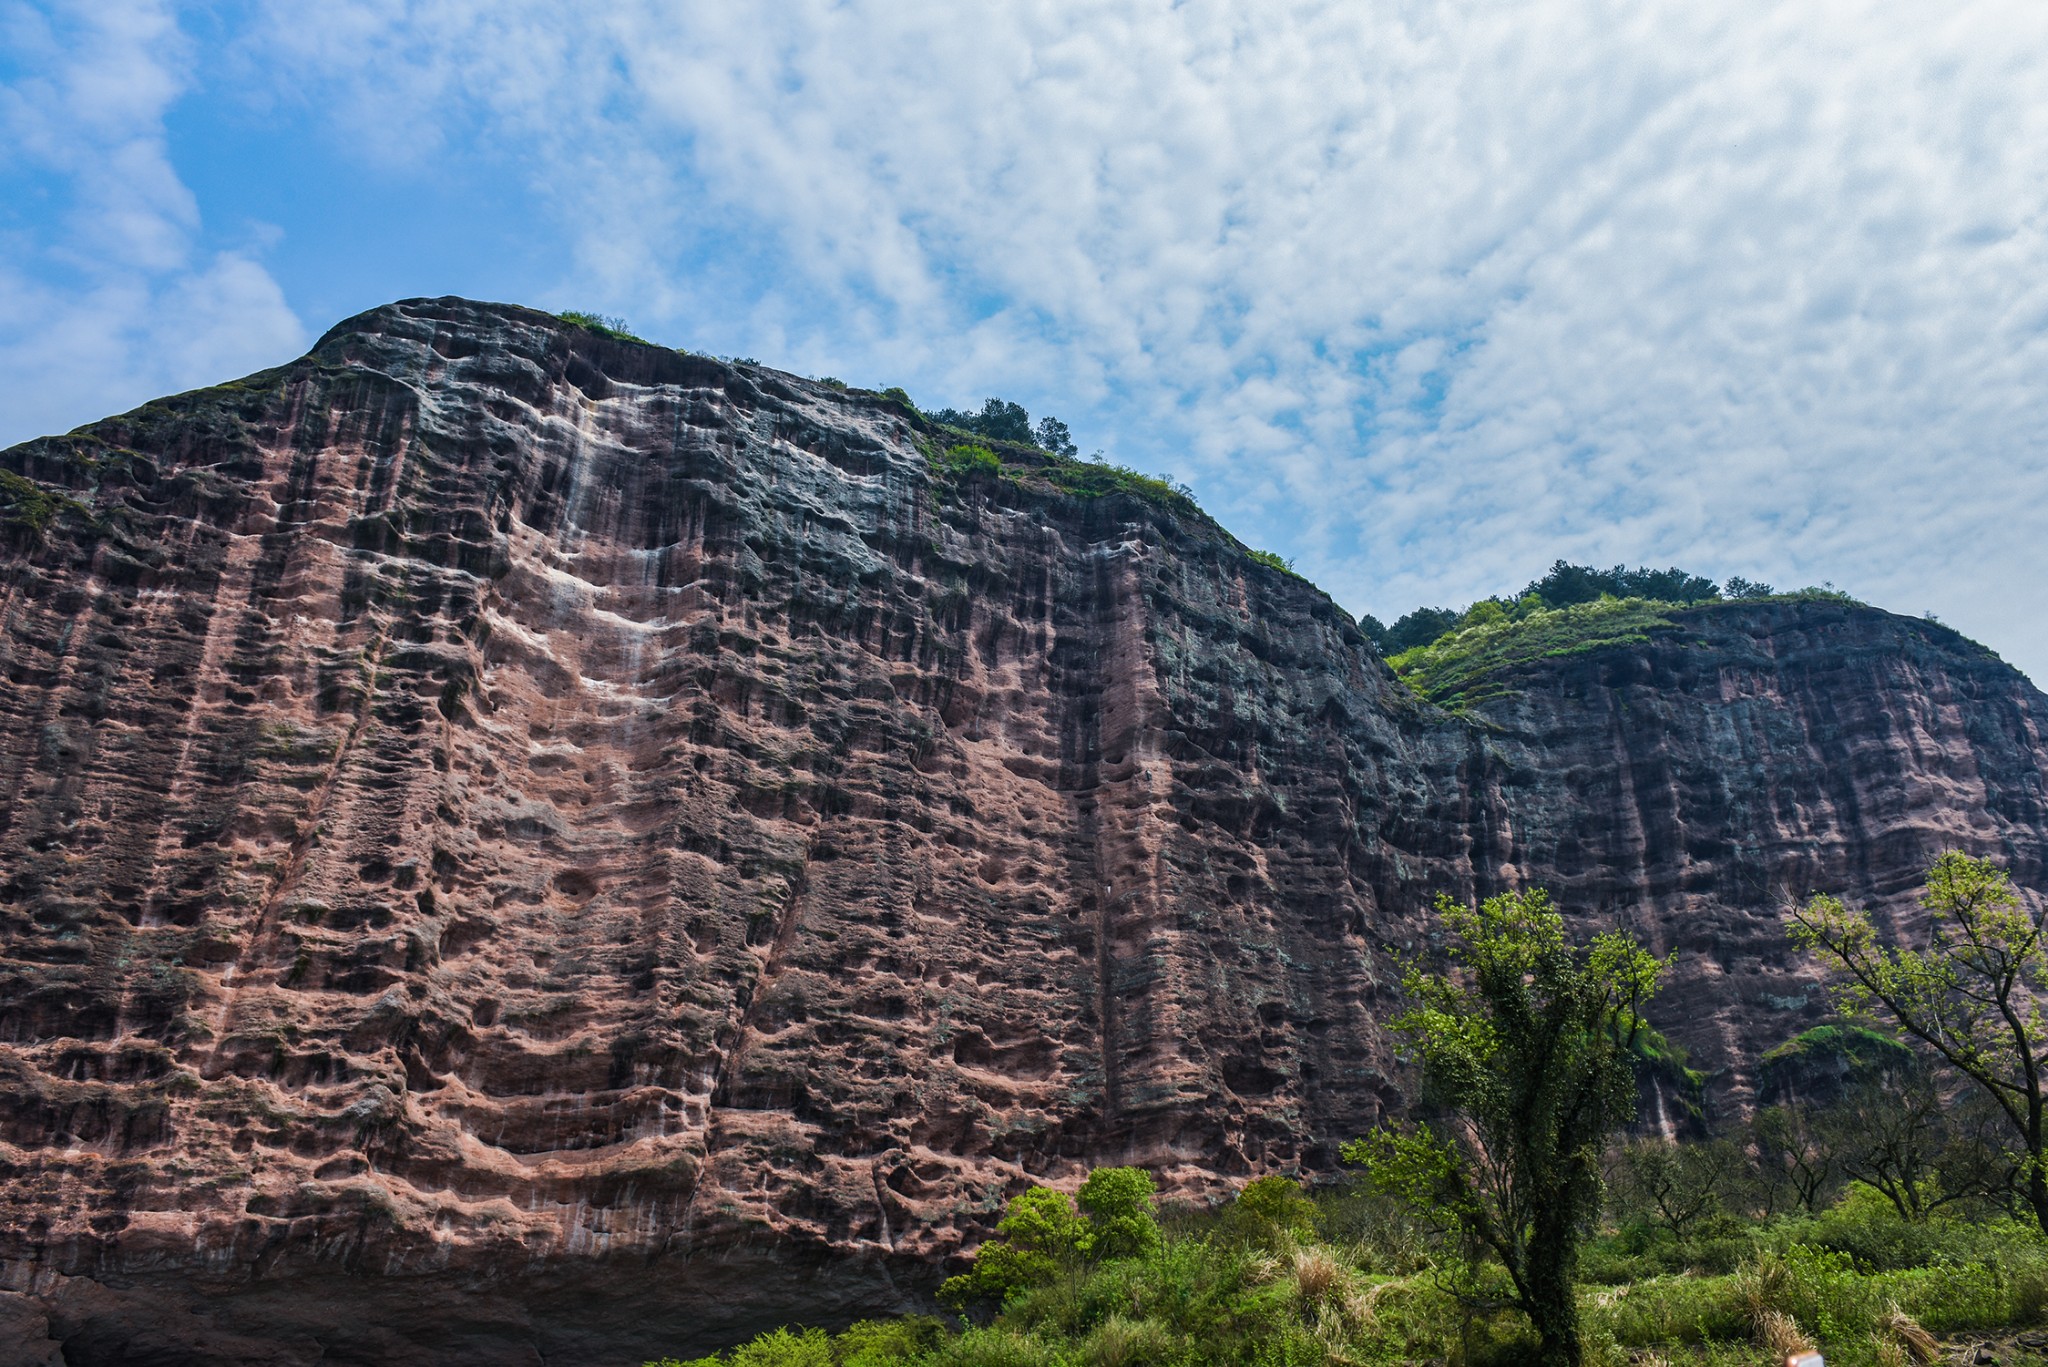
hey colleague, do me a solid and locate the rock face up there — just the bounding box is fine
[0,297,2043,1365]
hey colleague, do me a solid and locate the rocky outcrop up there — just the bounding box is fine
[0,297,2043,1365]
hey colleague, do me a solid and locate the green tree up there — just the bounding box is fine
[1611,1137,1741,1245]
[937,1186,1087,1310]
[938,1167,1161,1311]
[1789,851,2048,1236]
[1343,890,1665,1367]
[1076,1166,1161,1259]
[1034,415,1077,457]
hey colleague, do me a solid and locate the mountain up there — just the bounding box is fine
[2,297,2043,1365]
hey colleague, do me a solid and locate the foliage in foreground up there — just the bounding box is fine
[650,1174,2048,1367]
[1346,891,1665,1367]
[659,856,2048,1367]
[1792,851,2048,1238]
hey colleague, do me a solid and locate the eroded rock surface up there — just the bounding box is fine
[0,298,2043,1364]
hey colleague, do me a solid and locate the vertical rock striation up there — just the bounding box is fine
[0,297,2043,1364]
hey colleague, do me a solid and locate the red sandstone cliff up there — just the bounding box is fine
[1,298,2043,1365]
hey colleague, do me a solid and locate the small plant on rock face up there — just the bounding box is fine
[557,310,644,342]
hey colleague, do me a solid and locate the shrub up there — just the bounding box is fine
[837,1318,949,1367]
[936,443,1003,477]
[1231,1175,1320,1248]
[930,1327,1068,1367]
[557,310,645,343]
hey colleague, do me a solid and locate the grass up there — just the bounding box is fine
[1387,596,1688,709]
[646,1180,2048,1367]
[1386,589,1866,711]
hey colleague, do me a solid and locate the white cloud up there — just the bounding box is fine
[59,0,2048,676]
[0,0,304,446]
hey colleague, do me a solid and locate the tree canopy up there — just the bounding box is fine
[1345,889,1665,1367]
[1790,851,2048,1237]
[1364,560,1777,657]
[925,396,1078,456]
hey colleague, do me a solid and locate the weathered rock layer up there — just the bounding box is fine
[1,298,2043,1365]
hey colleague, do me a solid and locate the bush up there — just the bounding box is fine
[936,443,1003,477]
[651,1164,2048,1367]
[1244,549,1297,576]
[1228,1175,1319,1249]
[836,1318,949,1367]
[558,310,645,343]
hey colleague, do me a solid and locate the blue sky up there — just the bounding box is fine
[5,0,2048,681]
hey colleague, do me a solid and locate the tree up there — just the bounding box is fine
[1817,1067,1980,1222]
[1722,574,1775,600]
[1343,890,1665,1367]
[1611,1137,1741,1246]
[1232,1174,1320,1245]
[1749,1103,1838,1216]
[937,1167,1160,1311]
[1789,851,2048,1236]
[1076,1166,1161,1258]
[1377,605,1461,654]
[1034,416,1077,458]
[1520,560,1720,609]
[937,1185,1086,1310]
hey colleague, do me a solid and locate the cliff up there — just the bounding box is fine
[1,297,2043,1365]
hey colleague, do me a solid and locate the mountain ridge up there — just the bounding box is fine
[1,296,2043,1365]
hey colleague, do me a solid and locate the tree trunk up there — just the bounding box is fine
[2026,1155,2048,1241]
[1523,1229,1582,1367]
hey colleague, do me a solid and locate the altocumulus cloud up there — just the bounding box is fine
[10,0,2048,678]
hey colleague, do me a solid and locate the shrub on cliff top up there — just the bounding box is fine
[557,310,646,343]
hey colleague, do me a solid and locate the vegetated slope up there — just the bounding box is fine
[0,297,2043,1365]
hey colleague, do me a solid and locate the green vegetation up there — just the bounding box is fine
[1361,559,1860,677]
[1345,891,1665,1367]
[1245,549,1298,576]
[1381,582,1863,710]
[653,858,2048,1367]
[654,1173,2048,1367]
[924,398,1078,458]
[1386,596,1688,710]
[933,442,1004,476]
[0,469,76,536]
[1039,458,1190,509]
[1793,852,2048,1237]
[557,310,647,343]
